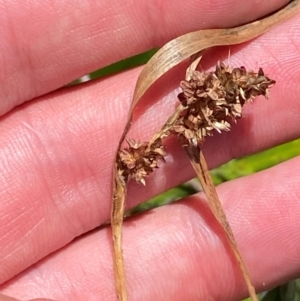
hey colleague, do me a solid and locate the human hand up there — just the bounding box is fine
[0,0,300,300]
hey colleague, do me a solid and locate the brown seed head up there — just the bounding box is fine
[174,61,275,146]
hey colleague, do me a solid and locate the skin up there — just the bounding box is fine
[0,0,300,300]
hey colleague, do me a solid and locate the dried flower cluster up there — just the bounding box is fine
[173,61,275,146]
[117,61,275,185]
[117,138,165,185]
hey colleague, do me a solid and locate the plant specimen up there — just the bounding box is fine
[111,1,300,300]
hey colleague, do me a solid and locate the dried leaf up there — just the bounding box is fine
[112,172,127,301]
[184,145,259,301]
[111,1,300,300]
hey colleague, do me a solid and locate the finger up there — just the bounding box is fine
[28,299,56,301]
[0,0,292,115]
[0,294,54,301]
[1,157,300,301]
[0,294,18,301]
[0,16,299,284]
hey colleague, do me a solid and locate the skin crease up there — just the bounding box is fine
[0,0,300,300]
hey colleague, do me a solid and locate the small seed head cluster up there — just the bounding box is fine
[117,61,275,184]
[117,138,165,185]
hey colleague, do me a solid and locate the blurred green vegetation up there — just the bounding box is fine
[71,49,157,84]
[79,49,300,301]
[89,49,157,80]
[261,279,300,301]
[211,138,300,185]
